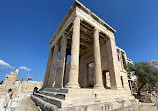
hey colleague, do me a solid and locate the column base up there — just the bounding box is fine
[41,85,46,89]
[39,87,45,91]
[110,86,123,90]
[94,85,104,89]
[46,85,53,88]
[65,83,80,88]
[54,84,63,88]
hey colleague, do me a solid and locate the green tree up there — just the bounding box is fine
[127,62,158,96]
[0,80,3,84]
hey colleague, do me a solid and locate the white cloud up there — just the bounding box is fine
[0,60,14,69]
[19,66,31,71]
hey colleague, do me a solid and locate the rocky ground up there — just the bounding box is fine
[16,97,39,111]
[0,95,157,111]
[116,103,157,111]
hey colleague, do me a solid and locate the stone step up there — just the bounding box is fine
[43,88,68,93]
[39,89,131,100]
[31,94,59,111]
[39,91,66,95]
[39,90,95,100]
[33,93,63,108]
[31,92,139,110]
[39,91,66,100]
[38,88,132,101]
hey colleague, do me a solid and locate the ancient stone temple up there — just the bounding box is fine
[31,1,139,111]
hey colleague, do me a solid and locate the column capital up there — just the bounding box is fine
[93,28,101,33]
[62,32,67,36]
[93,27,99,32]
[74,14,80,20]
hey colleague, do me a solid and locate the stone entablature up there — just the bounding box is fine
[49,1,116,46]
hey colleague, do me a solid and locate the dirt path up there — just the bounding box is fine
[17,99,157,111]
[16,97,40,111]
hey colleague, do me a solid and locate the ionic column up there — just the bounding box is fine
[123,52,128,69]
[79,57,88,88]
[54,34,67,88]
[93,28,104,88]
[119,50,124,71]
[66,17,80,88]
[42,50,53,88]
[47,43,59,87]
[106,37,122,89]
[106,72,111,88]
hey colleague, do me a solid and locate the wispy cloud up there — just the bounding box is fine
[0,60,14,69]
[19,66,31,71]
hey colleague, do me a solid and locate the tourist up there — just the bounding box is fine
[33,87,38,95]
[24,87,27,96]
[4,88,13,111]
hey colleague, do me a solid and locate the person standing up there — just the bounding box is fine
[33,87,38,95]
[4,88,13,111]
[24,87,27,96]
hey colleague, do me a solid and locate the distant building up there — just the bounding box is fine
[0,69,43,98]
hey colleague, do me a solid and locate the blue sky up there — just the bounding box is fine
[0,0,158,81]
